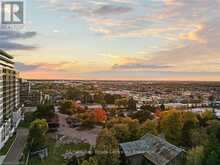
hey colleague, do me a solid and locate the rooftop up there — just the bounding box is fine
[0,49,13,59]
[120,133,184,165]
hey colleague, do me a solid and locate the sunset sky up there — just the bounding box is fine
[1,0,220,81]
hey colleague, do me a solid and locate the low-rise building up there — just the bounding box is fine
[119,133,185,165]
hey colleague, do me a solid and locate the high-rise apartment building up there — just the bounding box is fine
[0,49,22,149]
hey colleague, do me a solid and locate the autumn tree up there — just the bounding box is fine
[93,108,107,123]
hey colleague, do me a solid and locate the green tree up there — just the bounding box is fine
[96,129,120,165]
[128,97,137,111]
[28,119,48,151]
[186,146,204,165]
[110,124,130,142]
[130,110,152,123]
[160,111,183,145]
[59,101,75,115]
[160,103,165,111]
[206,150,220,165]
[199,110,215,126]
[115,98,128,109]
[35,104,55,121]
[65,87,82,100]
[189,128,209,147]
[140,119,158,136]
[181,112,199,147]
[81,157,98,165]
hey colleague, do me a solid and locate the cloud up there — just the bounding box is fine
[15,61,78,72]
[15,62,40,71]
[94,5,132,15]
[179,25,206,43]
[0,30,37,50]
[112,63,173,70]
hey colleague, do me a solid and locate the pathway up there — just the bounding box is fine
[3,128,28,165]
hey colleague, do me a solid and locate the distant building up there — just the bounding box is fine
[28,90,43,106]
[0,50,22,149]
[20,79,31,105]
[20,80,50,106]
[119,134,185,165]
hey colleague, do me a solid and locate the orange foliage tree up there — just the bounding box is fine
[93,108,107,123]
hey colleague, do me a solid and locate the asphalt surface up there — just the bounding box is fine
[3,128,28,165]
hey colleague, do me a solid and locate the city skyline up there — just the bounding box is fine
[1,0,220,81]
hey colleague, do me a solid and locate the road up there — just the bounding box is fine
[3,128,28,165]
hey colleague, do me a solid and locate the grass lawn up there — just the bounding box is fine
[28,137,90,165]
[0,135,16,155]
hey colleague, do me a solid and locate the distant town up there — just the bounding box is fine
[1,49,220,165]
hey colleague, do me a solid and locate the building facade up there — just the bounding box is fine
[0,49,22,149]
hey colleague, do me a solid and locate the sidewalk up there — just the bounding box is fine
[3,129,28,165]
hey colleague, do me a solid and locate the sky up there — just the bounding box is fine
[1,0,220,81]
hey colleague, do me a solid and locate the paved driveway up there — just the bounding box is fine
[3,128,28,165]
[57,113,101,145]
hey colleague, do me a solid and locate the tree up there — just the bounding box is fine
[186,146,205,165]
[205,149,220,165]
[128,97,137,111]
[130,110,152,123]
[160,111,183,145]
[35,104,55,121]
[96,128,120,165]
[140,120,158,136]
[106,117,141,141]
[140,104,156,113]
[93,108,107,123]
[104,94,121,105]
[115,98,128,109]
[203,123,220,165]
[28,119,48,151]
[59,101,75,115]
[78,112,96,129]
[160,103,166,111]
[110,124,130,142]
[94,92,105,105]
[65,87,82,100]
[82,91,93,104]
[81,157,98,165]
[181,112,199,147]
[199,110,215,126]
[189,128,209,147]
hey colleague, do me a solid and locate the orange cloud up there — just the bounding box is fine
[179,25,206,43]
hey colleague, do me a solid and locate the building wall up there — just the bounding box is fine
[0,50,22,149]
